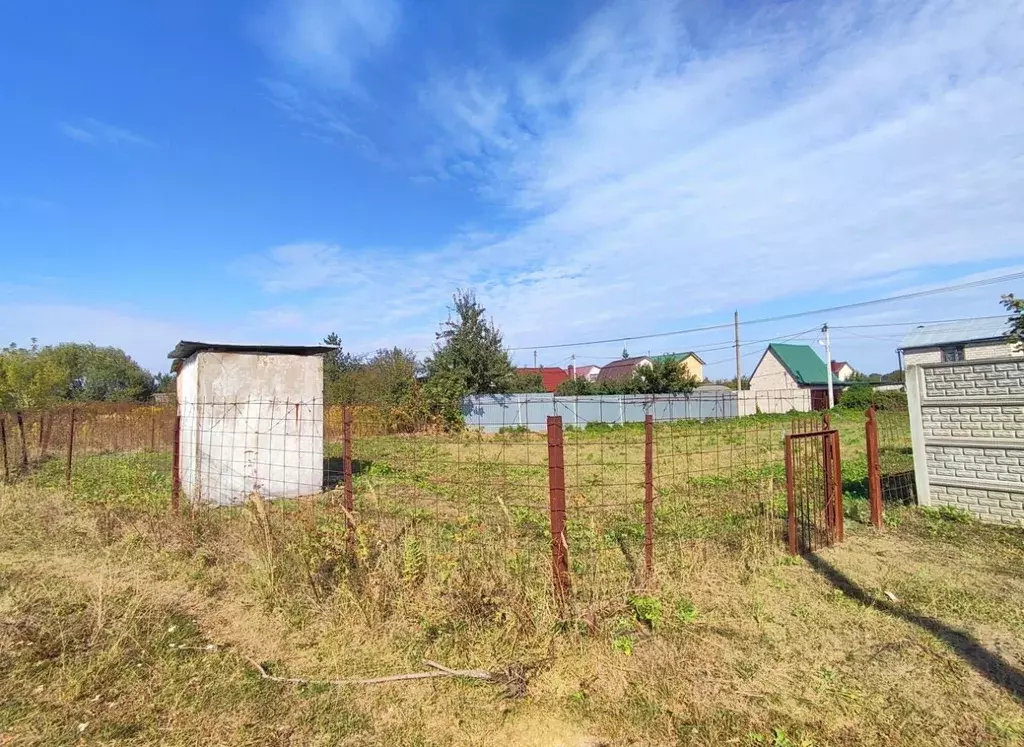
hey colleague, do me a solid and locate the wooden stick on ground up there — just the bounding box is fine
[245,656,495,687]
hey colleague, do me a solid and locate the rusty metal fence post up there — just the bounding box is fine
[40,413,52,459]
[16,412,28,473]
[0,417,8,483]
[784,435,798,555]
[65,409,76,490]
[644,413,654,579]
[865,406,883,529]
[831,430,844,543]
[546,415,570,602]
[150,410,157,452]
[342,406,355,539]
[171,414,181,512]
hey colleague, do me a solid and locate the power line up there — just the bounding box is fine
[831,314,1007,329]
[504,271,1023,352]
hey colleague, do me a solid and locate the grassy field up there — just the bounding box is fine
[2,410,1023,745]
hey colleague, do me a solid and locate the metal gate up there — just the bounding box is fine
[784,427,844,554]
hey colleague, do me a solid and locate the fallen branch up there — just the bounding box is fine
[245,656,495,687]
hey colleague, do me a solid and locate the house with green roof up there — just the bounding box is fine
[748,343,844,410]
[650,351,705,381]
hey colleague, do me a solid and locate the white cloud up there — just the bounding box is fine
[244,0,1024,374]
[58,118,151,147]
[255,0,399,90]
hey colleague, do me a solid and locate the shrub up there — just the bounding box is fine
[838,385,907,411]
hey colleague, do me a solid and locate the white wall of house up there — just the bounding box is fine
[749,350,799,391]
[681,357,704,381]
[737,389,812,415]
[178,352,324,505]
[834,363,854,381]
[903,339,1022,366]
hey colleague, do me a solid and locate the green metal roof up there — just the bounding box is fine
[767,343,839,386]
[651,351,706,365]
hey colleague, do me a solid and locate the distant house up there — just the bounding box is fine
[152,392,175,405]
[749,343,843,410]
[899,318,1019,366]
[596,356,652,382]
[573,364,601,382]
[651,352,706,381]
[516,367,570,392]
[831,361,855,381]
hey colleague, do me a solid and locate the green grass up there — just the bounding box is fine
[6,409,1022,745]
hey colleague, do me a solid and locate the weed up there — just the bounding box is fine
[922,505,974,524]
[627,594,663,629]
[749,728,813,747]
[674,597,698,624]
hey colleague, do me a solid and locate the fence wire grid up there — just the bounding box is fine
[1,396,910,605]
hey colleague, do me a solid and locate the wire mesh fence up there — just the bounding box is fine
[0,396,910,607]
[875,408,915,505]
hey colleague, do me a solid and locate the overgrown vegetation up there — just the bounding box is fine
[0,341,155,408]
[838,385,908,411]
[2,409,1024,744]
[556,358,699,396]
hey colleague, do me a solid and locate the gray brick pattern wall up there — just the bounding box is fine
[930,485,1024,523]
[925,445,1024,483]
[923,362,1024,399]
[909,358,1024,526]
[921,404,1024,441]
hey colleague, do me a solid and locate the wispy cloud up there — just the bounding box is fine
[254,0,399,90]
[243,0,1024,373]
[58,118,151,147]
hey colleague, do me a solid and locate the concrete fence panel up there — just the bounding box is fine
[907,357,1024,526]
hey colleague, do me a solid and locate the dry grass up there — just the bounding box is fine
[2,463,1024,746]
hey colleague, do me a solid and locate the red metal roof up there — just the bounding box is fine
[517,367,570,392]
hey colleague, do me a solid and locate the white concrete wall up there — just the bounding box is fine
[176,357,199,502]
[737,388,812,415]
[178,352,324,506]
[749,350,800,391]
[904,340,1022,366]
[908,358,1024,526]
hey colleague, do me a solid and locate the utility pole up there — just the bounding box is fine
[571,353,576,379]
[822,323,834,409]
[734,310,742,391]
[534,350,538,369]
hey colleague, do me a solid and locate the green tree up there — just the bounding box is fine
[155,372,176,394]
[0,342,154,408]
[322,332,366,404]
[0,346,67,409]
[556,377,595,396]
[509,371,545,393]
[622,347,630,359]
[1004,294,1024,350]
[423,290,515,426]
[362,348,419,408]
[631,359,699,395]
[43,343,154,402]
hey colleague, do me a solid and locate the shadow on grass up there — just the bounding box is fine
[323,458,374,490]
[805,553,1024,703]
[843,472,916,504]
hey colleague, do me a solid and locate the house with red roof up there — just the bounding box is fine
[516,367,570,392]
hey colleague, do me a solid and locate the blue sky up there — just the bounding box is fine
[1,0,1022,377]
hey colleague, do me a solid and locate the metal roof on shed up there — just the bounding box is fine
[898,317,1009,350]
[167,340,337,360]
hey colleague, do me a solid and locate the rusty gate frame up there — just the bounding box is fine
[784,427,844,555]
